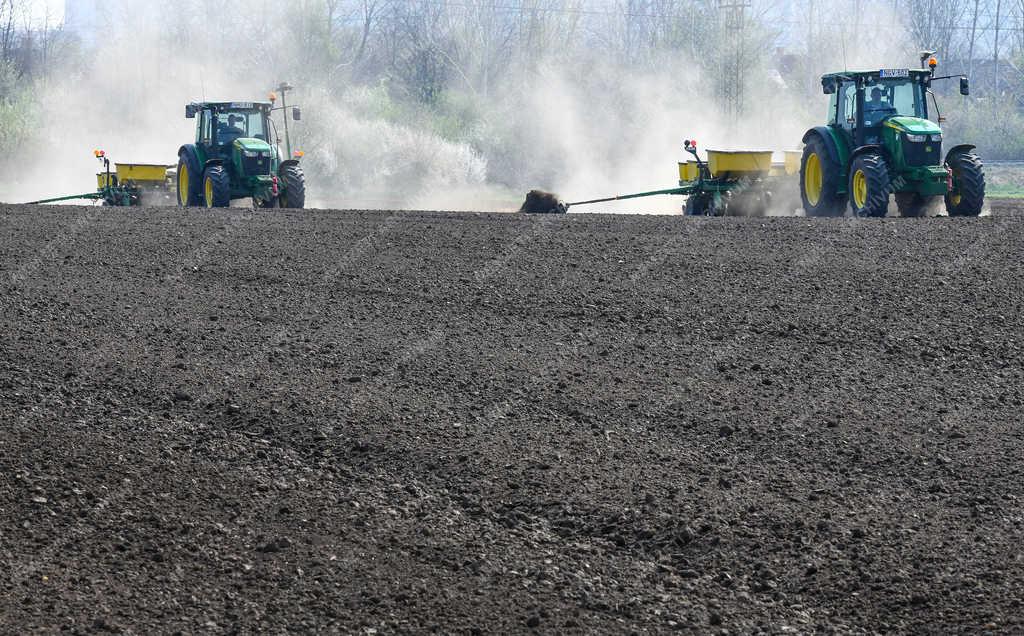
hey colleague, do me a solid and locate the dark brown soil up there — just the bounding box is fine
[2,204,1024,634]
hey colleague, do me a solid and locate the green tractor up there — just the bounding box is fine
[177,90,305,209]
[800,55,984,218]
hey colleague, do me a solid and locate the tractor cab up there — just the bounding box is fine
[822,69,933,147]
[186,102,276,177]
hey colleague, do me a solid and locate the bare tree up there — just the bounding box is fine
[901,0,966,59]
[994,0,1003,93]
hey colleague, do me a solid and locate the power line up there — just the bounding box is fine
[334,1,1024,35]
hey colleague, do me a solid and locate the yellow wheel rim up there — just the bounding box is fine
[804,152,822,206]
[178,163,189,205]
[205,176,214,207]
[951,192,962,207]
[852,169,868,209]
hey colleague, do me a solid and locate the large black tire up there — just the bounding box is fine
[280,163,306,209]
[800,135,847,217]
[202,165,231,208]
[847,152,891,218]
[946,151,985,217]
[176,154,203,207]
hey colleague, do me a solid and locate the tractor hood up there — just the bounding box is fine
[233,138,273,153]
[883,116,942,135]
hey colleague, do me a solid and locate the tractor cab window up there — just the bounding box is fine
[839,82,857,129]
[200,110,213,145]
[215,111,267,145]
[862,79,925,126]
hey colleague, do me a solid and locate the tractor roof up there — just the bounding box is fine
[189,101,272,110]
[821,69,932,81]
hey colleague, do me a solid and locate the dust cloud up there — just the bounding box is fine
[3,0,923,215]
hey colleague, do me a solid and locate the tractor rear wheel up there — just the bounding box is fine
[280,164,306,209]
[203,165,231,208]
[176,154,203,207]
[800,136,846,217]
[847,152,891,218]
[946,151,985,217]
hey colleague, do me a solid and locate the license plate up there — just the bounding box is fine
[879,68,910,78]
[230,102,254,109]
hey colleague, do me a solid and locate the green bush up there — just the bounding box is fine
[945,98,1024,160]
[0,61,37,163]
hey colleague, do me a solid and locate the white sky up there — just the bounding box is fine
[25,0,65,27]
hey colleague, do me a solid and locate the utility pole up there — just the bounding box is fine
[993,0,1002,95]
[967,0,979,81]
[718,0,751,124]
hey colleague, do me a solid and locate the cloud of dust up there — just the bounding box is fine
[2,2,491,210]
[296,87,489,210]
[503,1,922,216]
[2,6,223,203]
[1,0,928,216]
[501,57,812,215]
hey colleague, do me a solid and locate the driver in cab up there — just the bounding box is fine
[863,87,893,126]
[218,114,246,144]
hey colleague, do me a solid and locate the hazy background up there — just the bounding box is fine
[1,0,1020,211]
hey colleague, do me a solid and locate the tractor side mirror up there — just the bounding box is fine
[960,77,970,96]
[292,107,301,121]
[185,104,197,119]
[822,78,836,95]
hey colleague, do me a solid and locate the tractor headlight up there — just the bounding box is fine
[906,134,927,143]
[243,150,258,158]
[930,134,942,142]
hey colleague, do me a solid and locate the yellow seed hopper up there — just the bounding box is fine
[678,161,701,182]
[706,150,773,179]
[116,163,174,185]
[770,150,804,177]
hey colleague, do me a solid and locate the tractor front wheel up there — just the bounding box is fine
[946,151,985,217]
[800,136,847,217]
[279,163,306,209]
[176,155,203,207]
[203,165,231,208]
[847,153,891,218]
